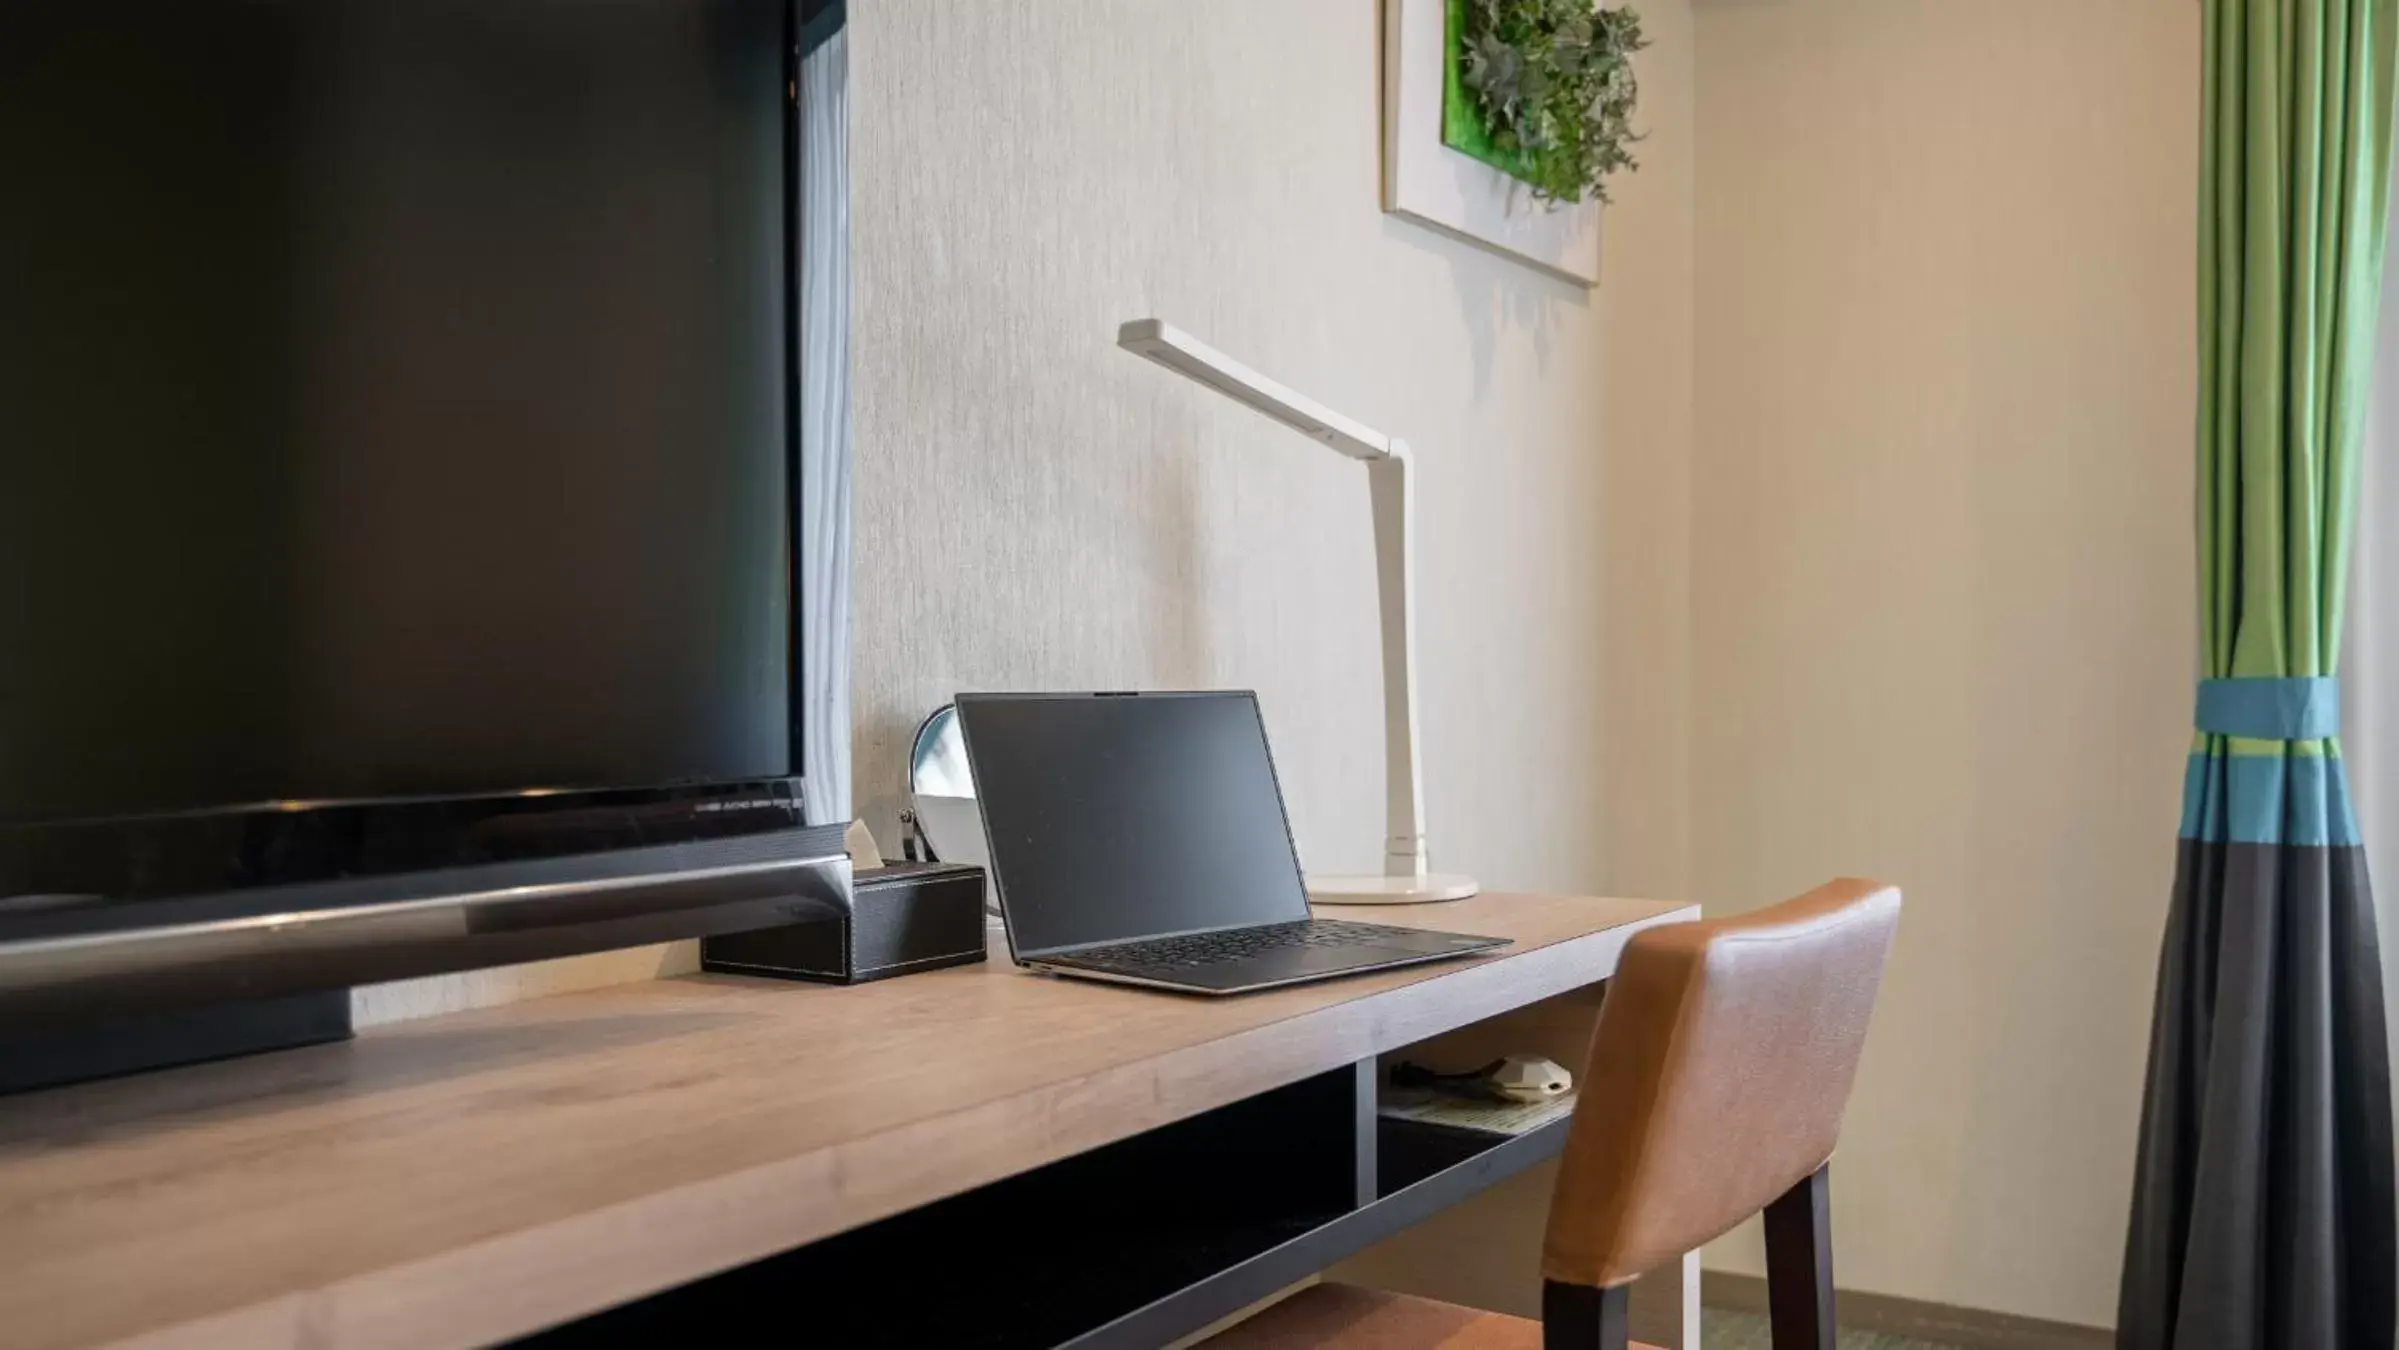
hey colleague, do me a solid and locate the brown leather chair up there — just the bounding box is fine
[1205,878,1901,1350]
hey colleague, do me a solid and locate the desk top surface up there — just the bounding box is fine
[0,892,1691,1350]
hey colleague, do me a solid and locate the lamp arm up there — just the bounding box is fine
[1366,445,1429,879]
[1113,318,1466,896]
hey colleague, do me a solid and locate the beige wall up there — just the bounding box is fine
[1690,0,2197,1327]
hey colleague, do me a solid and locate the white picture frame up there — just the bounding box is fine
[1380,0,1603,287]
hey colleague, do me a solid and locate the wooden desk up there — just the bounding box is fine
[0,892,1694,1350]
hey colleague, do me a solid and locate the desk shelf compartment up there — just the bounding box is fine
[514,1064,1569,1350]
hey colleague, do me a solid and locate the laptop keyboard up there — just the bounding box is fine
[1065,918,1410,972]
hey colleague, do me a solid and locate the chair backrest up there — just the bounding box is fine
[1541,878,1901,1289]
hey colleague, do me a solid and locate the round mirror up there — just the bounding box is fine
[908,704,974,798]
[907,704,987,874]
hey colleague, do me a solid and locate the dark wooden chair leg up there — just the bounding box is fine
[1541,1280,1630,1350]
[1763,1162,1836,1349]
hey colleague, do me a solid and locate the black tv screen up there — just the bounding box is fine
[0,0,855,1034]
[3,0,793,823]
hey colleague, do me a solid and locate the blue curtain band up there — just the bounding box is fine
[2178,748,2360,846]
[2194,676,2341,739]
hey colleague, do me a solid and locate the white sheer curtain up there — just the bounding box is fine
[797,16,852,826]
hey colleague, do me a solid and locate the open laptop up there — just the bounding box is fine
[955,691,1508,994]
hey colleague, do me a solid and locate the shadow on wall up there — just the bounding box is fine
[1377,212,1591,400]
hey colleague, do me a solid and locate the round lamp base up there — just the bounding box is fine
[1306,873,1480,905]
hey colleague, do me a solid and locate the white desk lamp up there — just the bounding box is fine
[1118,319,1477,905]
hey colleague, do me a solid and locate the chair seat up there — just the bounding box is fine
[1201,1283,1663,1350]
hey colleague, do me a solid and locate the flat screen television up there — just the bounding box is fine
[0,0,854,1045]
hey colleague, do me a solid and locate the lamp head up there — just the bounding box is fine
[1117,319,1394,463]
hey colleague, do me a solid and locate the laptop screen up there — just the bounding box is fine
[955,692,1312,958]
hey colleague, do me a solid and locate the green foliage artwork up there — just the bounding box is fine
[1444,0,1646,206]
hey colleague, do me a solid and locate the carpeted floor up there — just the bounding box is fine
[1702,1309,1963,1350]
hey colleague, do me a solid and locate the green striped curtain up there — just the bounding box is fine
[2120,2,2399,1345]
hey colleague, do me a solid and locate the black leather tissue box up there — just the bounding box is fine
[701,861,988,985]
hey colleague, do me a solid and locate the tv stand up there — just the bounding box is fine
[0,990,351,1095]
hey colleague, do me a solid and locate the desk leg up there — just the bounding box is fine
[1626,1250,1700,1350]
[1352,1059,1378,1208]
